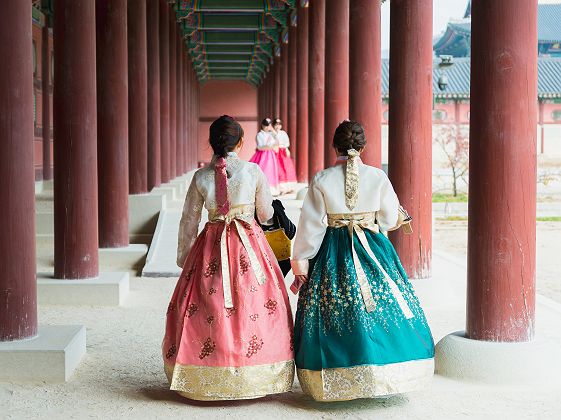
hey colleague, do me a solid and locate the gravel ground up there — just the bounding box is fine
[2,274,560,420]
[434,220,561,303]
[2,196,560,419]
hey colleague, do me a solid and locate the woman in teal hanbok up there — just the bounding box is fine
[290,121,434,402]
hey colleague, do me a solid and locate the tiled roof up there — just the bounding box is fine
[382,57,561,99]
[538,4,561,42]
[434,4,561,56]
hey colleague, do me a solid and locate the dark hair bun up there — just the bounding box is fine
[273,118,282,125]
[261,118,272,127]
[332,120,366,155]
[209,115,244,158]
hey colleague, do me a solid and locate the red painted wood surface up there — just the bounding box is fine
[128,0,148,194]
[53,0,99,278]
[350,0,382,168]
[176,36,184,176]
[467,0,537,342]
[388,0,433,280]
[296,4,309,182]
[274,57,281,118]
[0,1,37,341]
[159,0,170,183]
[147,0,161,190]
[324,0,349,167]
[184,58,191,171]
[280,43,288,123]
[41,24,52,181]
[288,24,298,148]
[169,13,177,179]
[308,0,325,180]
[97,0,129,248]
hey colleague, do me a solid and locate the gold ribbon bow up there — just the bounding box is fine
[327,212,414,319]
[210,206,267,309]
[345,149,360,211]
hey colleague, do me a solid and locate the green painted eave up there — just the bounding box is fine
[175,0,295,84]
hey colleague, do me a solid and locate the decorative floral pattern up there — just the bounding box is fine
[264,298,277,315]
[225,307,237,318]
[249,314,259,322]
[246,335,264,358]
[187,303,199,318]
[199,338,216,359]
[166,301,175,315]
[209,287,217,295]
[239,254,250,275]
[204,258,219,277]
[207,316,215,325]
[166,344,177,360]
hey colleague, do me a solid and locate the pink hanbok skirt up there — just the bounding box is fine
[249,149,279,194]
[277,148,297,184]
[162,219,295,401]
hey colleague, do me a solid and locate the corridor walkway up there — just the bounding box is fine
[3,187,561,419]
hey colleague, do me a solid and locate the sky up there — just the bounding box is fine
[380,0,561,55]
[380,0,469,54]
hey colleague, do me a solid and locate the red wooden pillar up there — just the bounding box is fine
[308,0,325,179]
[350,0,382,168]
[176,37,184,176]
[159,0,170,183]
[467,0,537,342]
[324,0,349,167]
[184,57,191,170]
[0,1,37,341]
[296,3,309,182]
[128,0,148,194]
[53,0,99,278]
[97,0,129,248]
[388,0,433,279]
[147,0,161,189]
[288,23,298,155]
[41,23,52,181]
[280,43,288,123]
[169,11,177,179]
[274,57,281,118]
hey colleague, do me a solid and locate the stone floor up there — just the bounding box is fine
[3,184,561,419]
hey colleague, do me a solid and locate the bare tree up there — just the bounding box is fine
[434,124,469,197]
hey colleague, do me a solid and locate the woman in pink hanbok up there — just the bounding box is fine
[272,118,297,193]
[249,118,280,195]
[162,115,294,401]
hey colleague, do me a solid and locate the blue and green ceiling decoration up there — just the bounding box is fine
[33,0,303,86]
[176,0,303,86]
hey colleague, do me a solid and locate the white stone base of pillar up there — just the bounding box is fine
[129,193,166,237]
[151,186,178,202]
[435,330,561,384]
[99,244,148,273]
[0,325,86,382]
[168,178,188,198]
[37,271,129,306]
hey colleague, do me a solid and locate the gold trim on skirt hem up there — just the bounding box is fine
[164,360,295,401]
[297,358,434,402]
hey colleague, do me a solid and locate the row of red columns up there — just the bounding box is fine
[259,1,427,278]
[0,0,200,340]
[257,0,537,342]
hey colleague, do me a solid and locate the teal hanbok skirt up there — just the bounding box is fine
[294,225,434,401]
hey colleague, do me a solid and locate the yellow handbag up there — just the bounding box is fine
[264,228,292,261]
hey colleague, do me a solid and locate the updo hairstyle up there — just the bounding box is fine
[209,115,244,158]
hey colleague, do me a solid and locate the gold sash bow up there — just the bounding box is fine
[209,205,267,309]
[327,212,414,319]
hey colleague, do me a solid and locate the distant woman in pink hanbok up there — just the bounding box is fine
[273,118,297,193]
[162,115,294,401]
[249,118,280,195]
